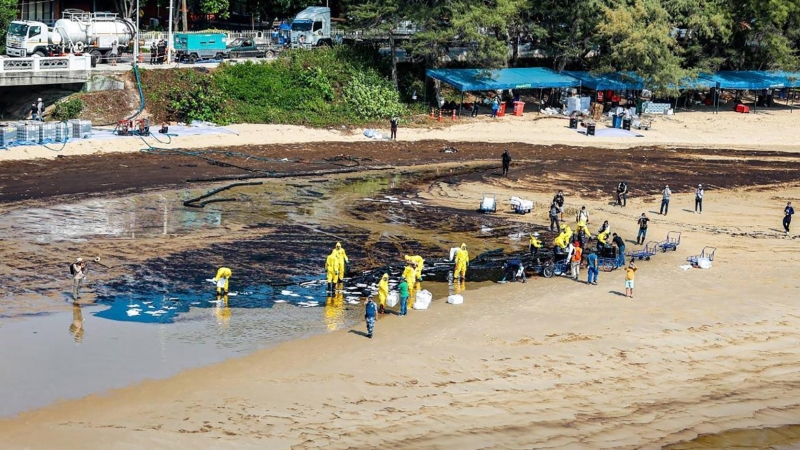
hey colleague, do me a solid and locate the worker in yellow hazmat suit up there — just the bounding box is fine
[529,233,543,260]
[453,243,469,282]
[576,220,592,238]
[214,267,232,294]
[553,231,569,250]
[560,223,574,244]
[377,273,389,314]
[333,242,349,281]
[402,263,417,308]
[404,255,424,281]
[325,251,339,292]
[597,229,611,249]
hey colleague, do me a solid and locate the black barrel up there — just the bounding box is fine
[587,123,596,136]
[569,117,578,129]
[623,118,632,130]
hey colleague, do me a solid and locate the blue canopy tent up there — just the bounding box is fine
[426,67,580,115]
[700,71,800,113]
[561,71,644,91]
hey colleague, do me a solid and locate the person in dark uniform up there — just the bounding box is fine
[390,117,398,140]
[501,149,511,176]
[616,181,628,207]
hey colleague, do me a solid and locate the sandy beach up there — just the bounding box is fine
[2,107,800,163]
[1,109,799,449]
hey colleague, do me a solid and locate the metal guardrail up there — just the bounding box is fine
[0,55,92,74]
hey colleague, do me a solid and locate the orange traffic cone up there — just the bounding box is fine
[438,109,442,122]
[451,109,456,121]
[430,108,435,118]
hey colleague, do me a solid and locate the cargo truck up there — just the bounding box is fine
[290,7,332,48]
[5,9,135,62]
[173,32,228,63]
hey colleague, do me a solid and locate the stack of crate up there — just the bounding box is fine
[16,122,40,143]
[0,125,17,147]
[68,119,92,138]
[54,122,70,142]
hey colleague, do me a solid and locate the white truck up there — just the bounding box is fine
[5,9,135,62]
[290,7,333,48]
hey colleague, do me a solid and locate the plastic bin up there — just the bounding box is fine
[54,122,70,142]
[569,117,578,129]
[38,122,57,143]
[622,118,632,131]
[612,114,622,129]
[587,123,596,136]
[497,102,507,117]
[512,101,524,116]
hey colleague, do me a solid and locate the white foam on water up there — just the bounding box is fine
[273,299,288,303]
[168,297,179,301]
[227,293,238,297]
[304,296,315,300]
[126,309,141,316]
[280,290,293,295]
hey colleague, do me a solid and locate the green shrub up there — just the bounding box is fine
[52,97,84,120]
[141,46,407,126]
[343,71,407,120]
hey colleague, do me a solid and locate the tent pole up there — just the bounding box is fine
[539,88,542,115]
[460,90,464,117]
[791,88,794,113]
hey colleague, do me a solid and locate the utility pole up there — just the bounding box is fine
[133,0,139,65]
[167,0,173,64]
[182,0,188,32]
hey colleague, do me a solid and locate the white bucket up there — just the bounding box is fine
[447,294,463,305]
[450,247,460,261]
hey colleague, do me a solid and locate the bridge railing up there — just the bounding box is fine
[0,55,92,74]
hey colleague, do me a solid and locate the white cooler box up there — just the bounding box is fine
[447,294,463,305]
[413,289,433,310]
[387,292,399,308]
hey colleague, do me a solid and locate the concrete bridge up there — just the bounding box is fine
[0,55,92,87]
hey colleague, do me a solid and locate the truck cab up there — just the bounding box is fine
[173,32,228,63]
[5,21,55,57]
[290,7,332,48]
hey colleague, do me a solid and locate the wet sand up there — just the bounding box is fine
[2,112,800,447]
[1,178,799,448]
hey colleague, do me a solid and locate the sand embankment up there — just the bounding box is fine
[2,107,800,162]
[1,179,799,449]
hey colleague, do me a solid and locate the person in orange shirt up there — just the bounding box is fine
[570,242,583,280]
[625,261,637,298]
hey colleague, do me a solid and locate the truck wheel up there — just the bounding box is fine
[33,51,46,57]
[188,54,198,64]
[214,53,225,61]
[265,50,275,58]
[90,49,103,63]
[316,40,330,47]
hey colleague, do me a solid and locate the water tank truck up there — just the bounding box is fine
[5,9,135,63]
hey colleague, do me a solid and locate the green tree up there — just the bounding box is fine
[724,0,800,69]
[346,0,403,87]
[200,0,230,17]
[594,0,691,94]
[0,0,18,54]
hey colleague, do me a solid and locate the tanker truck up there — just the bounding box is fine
[5,9,135,62]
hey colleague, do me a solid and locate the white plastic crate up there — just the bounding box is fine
[68,119,92,138]
[0,126,17,147]
[53,122,70,142]
[38,122,57,143]
[16,122,40,143]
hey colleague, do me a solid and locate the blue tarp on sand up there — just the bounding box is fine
[426,67,579,91]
